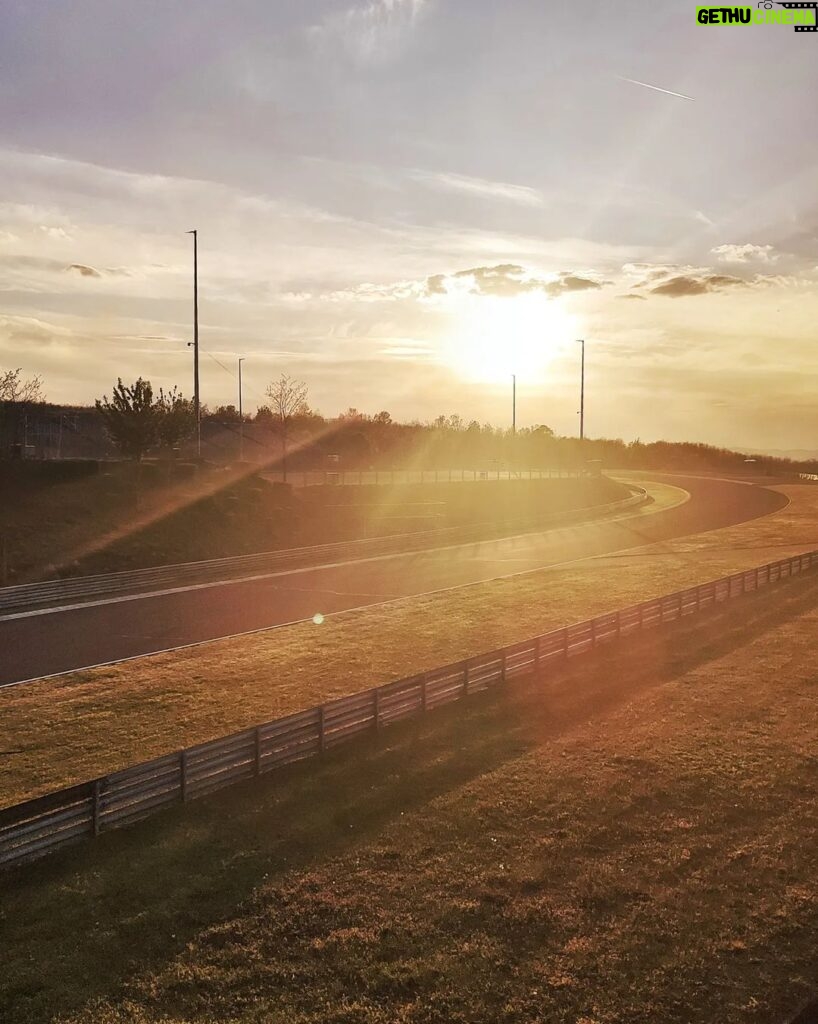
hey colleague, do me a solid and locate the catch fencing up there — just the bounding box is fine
[0,487,647,616]
[1,546,816,871]
[278,467,581,487]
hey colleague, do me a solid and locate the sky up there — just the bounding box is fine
[1,0,817,450]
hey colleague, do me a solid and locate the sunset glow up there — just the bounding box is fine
[441,292,577,385]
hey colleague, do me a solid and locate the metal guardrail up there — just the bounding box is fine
[0,488,648,616]
[1,545,815,870]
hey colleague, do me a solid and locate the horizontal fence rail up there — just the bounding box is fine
[0,487,647,616]
[1,546,816,871]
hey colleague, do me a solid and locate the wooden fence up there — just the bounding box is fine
[1,549,816,870]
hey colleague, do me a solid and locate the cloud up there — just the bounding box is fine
[409,169,545,208]
[549,273,603,297]
[66,263,101,277]
[0,313,73,346]
[619,293,647,300]
[650,273,745,298]
[712,243,779,264]
[39,225,71,241]
[428,264,605,298]
[309,0,428,62]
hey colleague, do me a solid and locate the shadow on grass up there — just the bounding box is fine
[3,571,818,1024]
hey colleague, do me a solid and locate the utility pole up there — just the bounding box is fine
[576,339,585,440]
[238,357,245,462]
[187,229,200,457]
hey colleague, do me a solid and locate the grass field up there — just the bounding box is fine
[2,481,818,808]
[2,562,818,1022]
[1,463,625,583]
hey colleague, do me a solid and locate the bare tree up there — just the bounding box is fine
[0,367,45,451]
[264,374,308,481]
[0,368,44,404]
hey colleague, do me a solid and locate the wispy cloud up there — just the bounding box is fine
[309,0,429,62]
[409,169,545,207]
[618,76,694,101]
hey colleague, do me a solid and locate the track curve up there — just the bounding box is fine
[0,474,788,687]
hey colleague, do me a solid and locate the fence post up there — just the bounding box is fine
[180,750,188,803]
[92,779,102,837]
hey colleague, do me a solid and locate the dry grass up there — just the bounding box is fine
[3,563,818,1023]
[2,482,817,808]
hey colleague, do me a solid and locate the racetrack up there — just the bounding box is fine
[0,474,788,686]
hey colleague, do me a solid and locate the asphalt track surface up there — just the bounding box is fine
[0,475,788,687]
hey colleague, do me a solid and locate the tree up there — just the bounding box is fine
[0,367,45,450]
[263,374,308,481]
[0,367,44,404]
[96,378,160,461]
[208,404,242,423]
[156,386,196,451]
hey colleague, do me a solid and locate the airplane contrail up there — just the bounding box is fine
[619,76,695,101]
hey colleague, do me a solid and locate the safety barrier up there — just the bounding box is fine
[1,545,815,870]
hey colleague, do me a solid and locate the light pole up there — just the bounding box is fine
[511,373,516,474]
[187,229,200,456]
[238,357,245,462]
[576,339,585,441]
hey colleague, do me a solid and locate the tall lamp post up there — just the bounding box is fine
[187,229,201,457]
[238,357,245,462]
[511,373,516,476]
[576,339,585,441]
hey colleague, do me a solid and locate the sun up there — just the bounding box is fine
[440,291,578,385]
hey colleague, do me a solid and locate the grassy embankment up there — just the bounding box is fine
[2,482,817,807]
[0,463,624,582]
[2,559,818,1023]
